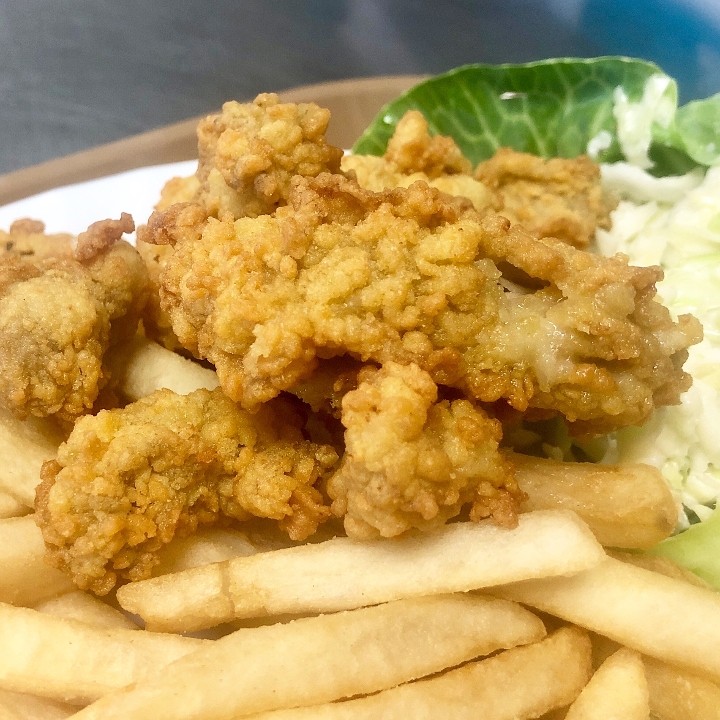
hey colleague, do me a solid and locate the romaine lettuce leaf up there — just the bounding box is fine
[655,92,720,166]
[649,508,720,588]
[353,57,719,175]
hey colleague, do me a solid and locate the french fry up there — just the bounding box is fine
[111,336,219,401]
[0,687,74,720]
[514,453,677,549]
[0,602,207,705]
[228,627,592,720]
[0,515,75,605]
[117,509,606,633]
[563,648,649,720]
[0,407,62,506]
[609,549,710,588]
[644,656,720,720]
[153,526,259,575]
[72,594,548,720]
[0,490,27,520]
[495,555,720,682]
[33,591,138,631]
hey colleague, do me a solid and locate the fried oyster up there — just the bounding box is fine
[36,388,339,594]
[145,172,700,435]
[0,214,148,422]
[328,362,519,539]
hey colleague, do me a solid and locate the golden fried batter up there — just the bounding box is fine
[156,174,202,211]
[0,218,148,422]
[196,93,343,220]
[138,94,343,350]
[383,109,473,176]
[74,212,134,262]
[474,147,615,247]
[343,110,491,211]
[152,94,342,222]
[135,176,203,349]
[327,362,519,539]
[147,173,700,435]
[289,356,365,418]
[1,218,74,260]
[35,387,339,594]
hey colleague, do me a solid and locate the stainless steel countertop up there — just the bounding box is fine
[2,0,719,175]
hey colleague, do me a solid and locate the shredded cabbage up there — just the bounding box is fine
[612,74,676,169]
[598,165,720,532]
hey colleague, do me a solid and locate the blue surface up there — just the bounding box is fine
[580,0,720,101]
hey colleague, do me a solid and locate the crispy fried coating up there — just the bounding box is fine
[74,212,135,262]
[327,362,519,539]
[147,171,699,435]
[35,388,339,594]
[156,174,202,211]
[384,110,473,177]
[135,172,202,351]
[136,177,204,350]
[135,175,204,349]
[0,259,107,422]
[0,219,148,422]
[135,237,182,351]
[196,93,343,220]
[289,356,365,418]
[474,147,615,247]
[1,218,74,260]
[137,94,343,350]
[343,111,491,211]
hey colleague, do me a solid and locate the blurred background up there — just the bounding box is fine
[1,0,720,175]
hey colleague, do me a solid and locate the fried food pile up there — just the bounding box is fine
[146,164,698,433]
[6,92,700,593]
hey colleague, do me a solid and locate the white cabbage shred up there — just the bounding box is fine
[612,74,676,170]
[598,164,720,528]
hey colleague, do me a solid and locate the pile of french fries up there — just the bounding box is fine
[2,337,720,719]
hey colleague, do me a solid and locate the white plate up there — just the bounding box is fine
[0,160,197,238]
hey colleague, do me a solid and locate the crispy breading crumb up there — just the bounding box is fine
[74,212,135,262]
[474,147,616,247]
[327,362,520,538]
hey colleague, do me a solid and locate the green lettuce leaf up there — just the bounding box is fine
[649,508,720,589]
[655,92,720,166]
[353,57,719,175]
